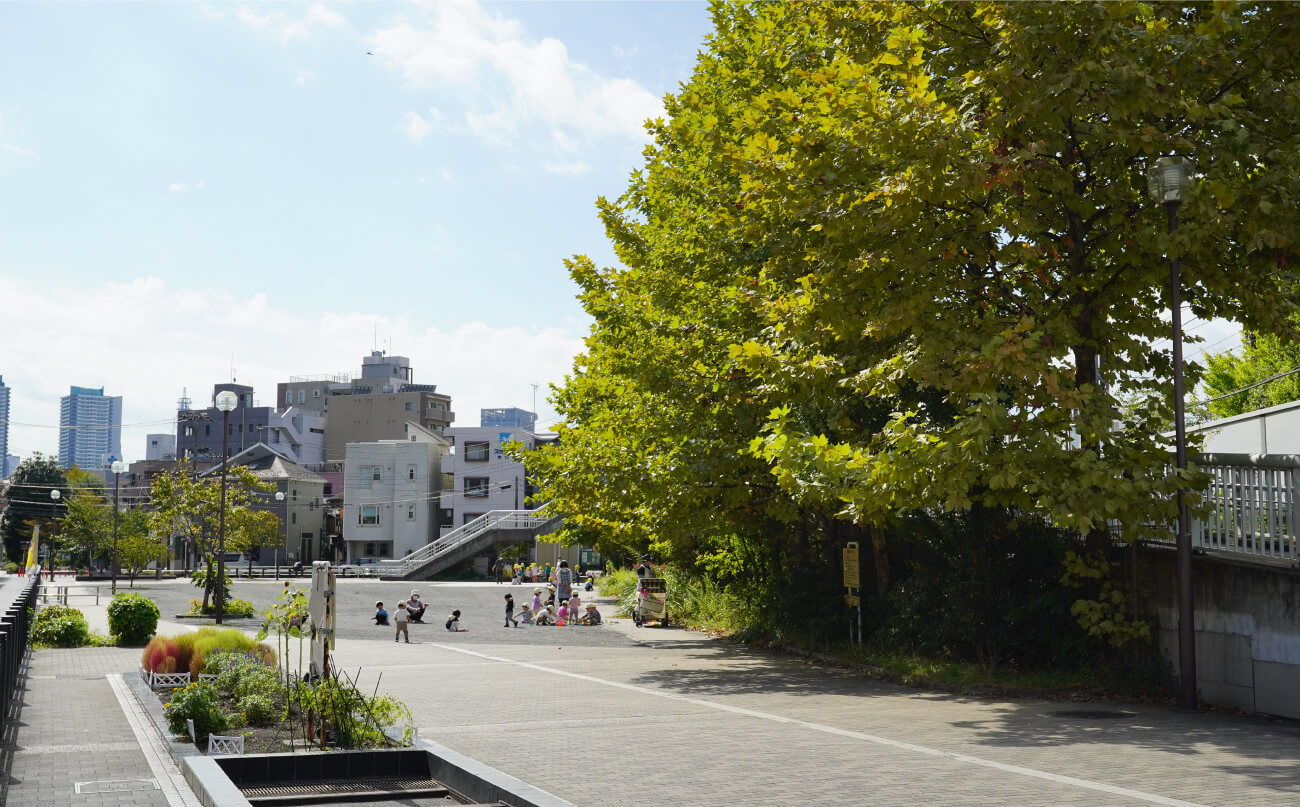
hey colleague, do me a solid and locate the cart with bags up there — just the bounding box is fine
[633,576,668,627]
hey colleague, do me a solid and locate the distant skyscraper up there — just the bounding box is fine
[480,407,537,431]
[58,386,123,471]
[0,376,9,477]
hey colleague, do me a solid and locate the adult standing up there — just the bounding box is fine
[635,555,654,581]
[554,559,574,607]
[493,558,505,584]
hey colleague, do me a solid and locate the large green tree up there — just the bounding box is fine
[1202,331,1300,418]
[1,454,67,563]
[148,463,279,607]
[529,1,1300,635]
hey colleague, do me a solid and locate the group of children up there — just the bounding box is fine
[502,586,602,627]
[373,590,467,642]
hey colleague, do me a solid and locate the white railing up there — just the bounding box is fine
[376,503,559,578]
[1190,454,1300,563]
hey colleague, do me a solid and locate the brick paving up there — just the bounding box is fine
[5,579,1300,806]
[325,584,1300,807]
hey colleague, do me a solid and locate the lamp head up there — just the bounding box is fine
[50,489,60,501]
[275,491,285,502]
[1147,156,1194,204]
[215,391,239,412]
[110,460,127,474]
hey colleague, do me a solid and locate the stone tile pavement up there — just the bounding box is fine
[326,603,1300,807]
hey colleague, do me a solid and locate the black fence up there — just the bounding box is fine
[0,578,39,735]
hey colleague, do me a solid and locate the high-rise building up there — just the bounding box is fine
[0,375,10,478]
[58,385,123,471]
[481,407,537,431]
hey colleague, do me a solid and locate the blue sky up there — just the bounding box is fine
[0,1,714,463]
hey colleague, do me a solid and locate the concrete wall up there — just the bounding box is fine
[343,439,439,561]
[1140,546,1300,718]
[442,426,535,535]
[1191,398,1300,454]
[326,393,454,463]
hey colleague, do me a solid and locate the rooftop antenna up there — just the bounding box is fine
[231,353,236,383]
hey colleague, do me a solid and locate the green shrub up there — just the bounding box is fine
[4,562,18,574]
[107,592,160,645]
[31,605,91,648]
[186,598,256,617]
[207,650,281,702]
[300,678,412,748]
[596,568,637,598]
[164,682,228,739]
[238,693,277,725]
[188,627,274,676]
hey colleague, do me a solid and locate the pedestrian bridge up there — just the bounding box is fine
[375,504,563,580]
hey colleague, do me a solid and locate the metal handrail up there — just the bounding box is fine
[376,503,557,577]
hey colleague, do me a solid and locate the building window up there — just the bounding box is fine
[407,505,416,520]
[184,426,194,437]
[463,512,485,525]
[405,402,413,411]
[359,466,380,486]
[291,512,297,525]
[298,391,306,404]
[359,505,379,526]
[292,489,298,500]
[313,389,321,398]
[365,542,375,555]
[379,543,391,557]
[465,477,490,498]
[205,424,211,436]
[464,441,489,462]
[408,464,416,480]
[285,391,293,405]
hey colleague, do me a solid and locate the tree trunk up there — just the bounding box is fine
[868,524,890,600]
[1072,340,1111,556]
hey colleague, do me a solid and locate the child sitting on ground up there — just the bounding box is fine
[373,601,389,626]
[579,603,602,625]
[557,599,569,625]
[534,604,556,626]
[445,609,466,632]
[517,603,533,625]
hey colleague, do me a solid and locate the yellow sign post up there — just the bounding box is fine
[842,545,860,588]
[843,542,862,643]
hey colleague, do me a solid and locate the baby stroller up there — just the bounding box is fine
[633,577,668,627]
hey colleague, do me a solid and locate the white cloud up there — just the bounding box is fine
[168,181,205,192]
[612,45,638,59]
[237,3,347,42]
[200,4,223,21]
[235,6,272,30]
[542,160,589,176]
[0,274,583,463]
[2,143,34,156]
[404,108,441,141]
[368,2,663,141]
[295,69,314,87]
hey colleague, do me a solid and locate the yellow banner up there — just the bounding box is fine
[25,524,39,570]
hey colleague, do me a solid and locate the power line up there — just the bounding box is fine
[1194,365,1300,406]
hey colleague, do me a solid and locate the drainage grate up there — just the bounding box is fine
[1052,709,1135,719]
[242,776,449,799]
[74,778,160,794]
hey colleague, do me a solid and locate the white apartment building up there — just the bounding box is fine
[441,426,538,536]
[343,423,449,561]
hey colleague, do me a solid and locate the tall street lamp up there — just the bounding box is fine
[214,390,239,625]
[110,460,127,593]
[48,489,60,577]
[1149,155,1197,711]
[271,490,285,579]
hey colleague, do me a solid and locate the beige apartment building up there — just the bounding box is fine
[324,390,454,463]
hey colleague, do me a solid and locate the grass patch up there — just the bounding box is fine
[782,640,1170,701]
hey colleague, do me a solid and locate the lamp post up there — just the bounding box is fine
[214,391,239,625]
[1149,155,1197,711]
[110,460,127,593]
[49,489,60,577]
[272,490,285,579]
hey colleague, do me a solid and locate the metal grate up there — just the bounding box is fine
[242,776,448,799]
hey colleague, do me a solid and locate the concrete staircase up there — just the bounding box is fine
[375,505,562,581]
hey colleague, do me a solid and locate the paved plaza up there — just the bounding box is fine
[3,577,1300,805]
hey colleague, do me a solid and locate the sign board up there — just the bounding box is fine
[844,594,860,607]
[842,543,860,588]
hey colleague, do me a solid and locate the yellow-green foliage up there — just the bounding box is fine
[1061,551,1151,649]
